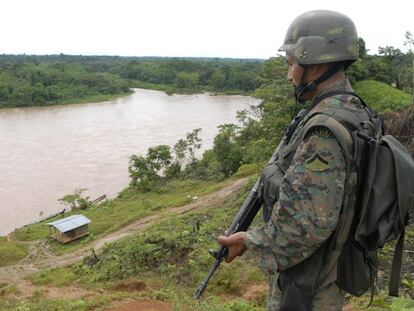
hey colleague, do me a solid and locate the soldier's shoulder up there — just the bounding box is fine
[302,113,354,157]
[316,92,363,112]
[303,113,348,139]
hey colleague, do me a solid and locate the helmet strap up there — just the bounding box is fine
[294,62,344,103]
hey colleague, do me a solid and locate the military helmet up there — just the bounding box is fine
[279,10,359,65]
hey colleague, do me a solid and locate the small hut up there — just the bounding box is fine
[47,215,91,244]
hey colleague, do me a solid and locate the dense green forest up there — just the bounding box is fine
[0,55,264,108]
[1,35,412,108]
[0,56,131,108]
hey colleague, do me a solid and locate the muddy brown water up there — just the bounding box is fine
[0,89,259,235]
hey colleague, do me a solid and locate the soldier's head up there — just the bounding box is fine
[279,10,359,102]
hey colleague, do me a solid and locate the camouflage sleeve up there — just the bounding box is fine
[245,127,347,271]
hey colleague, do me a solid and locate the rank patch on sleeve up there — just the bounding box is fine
[305,152,330,172]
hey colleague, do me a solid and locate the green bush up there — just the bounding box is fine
[58,188,91,211]
[390,297,414,311]
[29,267,78,287]
[232,164,261,178]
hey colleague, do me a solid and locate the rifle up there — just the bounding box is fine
[194,129,291,299]
[194,91,342,299]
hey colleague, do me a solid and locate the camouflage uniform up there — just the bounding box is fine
[245,79,359,311]
[240,10,363,310]
[236,10,363,310]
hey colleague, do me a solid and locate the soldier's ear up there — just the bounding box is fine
[309,63,333,79]
[306,64,321,79]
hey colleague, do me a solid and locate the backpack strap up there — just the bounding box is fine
[315,90,384,139]
[313,90,377,118]
[301,112,355,164]
[302,112,381,301]
[389,228,405,296]
[299,112,359,289]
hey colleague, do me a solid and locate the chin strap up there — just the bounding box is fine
[294,62,345,103]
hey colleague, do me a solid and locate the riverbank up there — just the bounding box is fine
[130,80,253,96]
[47,90,134,106]
[0,90,133,110]
[0,83,251,110]
[0,89,256,236]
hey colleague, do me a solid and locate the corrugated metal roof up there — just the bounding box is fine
[47,214,91,233]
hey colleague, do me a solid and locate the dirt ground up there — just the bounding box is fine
[107,300,172,311]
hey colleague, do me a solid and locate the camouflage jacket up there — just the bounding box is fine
[245,79,360,272]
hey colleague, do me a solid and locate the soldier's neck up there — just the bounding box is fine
[308,71,346,99]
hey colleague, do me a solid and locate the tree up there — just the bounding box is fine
[146,145,172,171]
[129,145,172,192]
[210,70,227,90]
[358,37,367,58]
[378,46,402,59]
[59,188,91,210]
[378,46,404,88]
[186,128,202,163]
[213,124,242,177]
[175,72,198,89]
[404,31,413,53]
[173,138,188,165]
[129,155,157,191]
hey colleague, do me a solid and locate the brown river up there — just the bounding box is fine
[0,89,260,236]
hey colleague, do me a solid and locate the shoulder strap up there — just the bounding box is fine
[299,112,360,291]
[313,90,376,116]
[389,229,405,296]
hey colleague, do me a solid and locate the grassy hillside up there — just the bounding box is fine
[1,174,412,310]
[7,179,226,257]
[352,80,413,113]
[0,237,28,266]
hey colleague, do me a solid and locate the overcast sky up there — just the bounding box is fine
[1,0,413,59]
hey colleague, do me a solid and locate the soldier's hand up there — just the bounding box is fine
[217,232,247,263]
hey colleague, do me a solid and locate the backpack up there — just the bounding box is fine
[335,93,414,298]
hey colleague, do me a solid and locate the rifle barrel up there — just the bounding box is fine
[194,255,223,299]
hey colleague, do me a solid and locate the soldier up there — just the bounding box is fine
[218,10,370,311]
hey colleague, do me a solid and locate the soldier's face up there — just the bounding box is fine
[286,55,304,87]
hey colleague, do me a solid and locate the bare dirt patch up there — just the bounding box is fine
[39,284,96,300]
[107,299,172,311]
[241,282,267,302]
[111,280,147,292]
